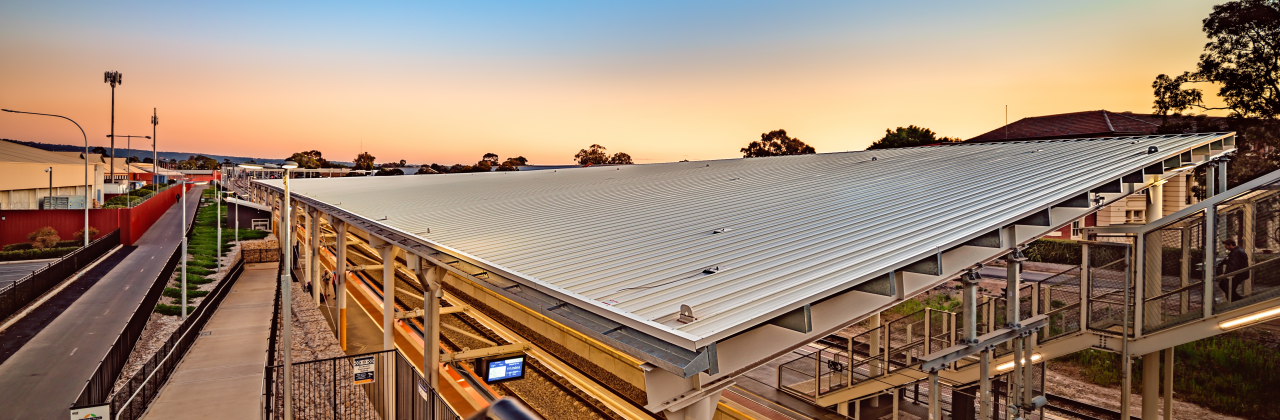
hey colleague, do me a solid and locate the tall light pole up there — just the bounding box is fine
[216,166,221,274]
[181,179,189,320]
[151,109,158,186]
[4,109,92,247]
[240,160,297,419]
[104,71,122,189]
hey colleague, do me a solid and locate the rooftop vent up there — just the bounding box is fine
[1148,146,1159,154]
[711,228,732,234]
[678,304,697,324]
[702,266,721,274]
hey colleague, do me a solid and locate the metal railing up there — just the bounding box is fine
[264,349,460,420]
[0,229,120,321]
[778,241,1130,399]
[778,307,958,400]
[106,257,247,420]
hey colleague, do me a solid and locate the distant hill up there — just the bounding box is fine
[1,139,351,166]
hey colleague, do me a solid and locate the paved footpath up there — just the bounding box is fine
[141,262,277,420]
[0,186,205,420]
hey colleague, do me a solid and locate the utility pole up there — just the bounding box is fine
[151,109,159,186]
[216,167,221,275]
[45,167,53,206]
[104,71,122,188]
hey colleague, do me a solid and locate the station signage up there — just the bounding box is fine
[482,355,526,384]
[353,355,376,385]
[69,404,111,420]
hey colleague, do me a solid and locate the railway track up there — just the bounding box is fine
[436,306,623,420]
[1044,393,1139,420]
[340,243,625,420]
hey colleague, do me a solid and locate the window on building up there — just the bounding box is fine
[1071,221,1083,239]
[1126,210,1146,224]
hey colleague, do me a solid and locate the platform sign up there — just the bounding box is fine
[69,404,111,420]
[483,355,526,384]
[353,355,376,385]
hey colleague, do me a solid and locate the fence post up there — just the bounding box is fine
[922,309,929,359]
[1081,243,1090,329]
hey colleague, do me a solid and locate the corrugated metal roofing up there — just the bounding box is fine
[261,133,1231,347]
[0,140,90,164]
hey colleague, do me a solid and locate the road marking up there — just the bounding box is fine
[104,309,110,315]
[124,285,130,290]
[70,347,77,355]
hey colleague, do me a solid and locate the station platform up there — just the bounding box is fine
[142,262,278,419]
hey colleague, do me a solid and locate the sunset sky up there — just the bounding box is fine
[0,1,1230,165]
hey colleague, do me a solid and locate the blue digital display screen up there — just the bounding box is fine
[485,356,526,383]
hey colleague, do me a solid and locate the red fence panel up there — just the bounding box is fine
[0,183,192,247]
[0,209,120,248]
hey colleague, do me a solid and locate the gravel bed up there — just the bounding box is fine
[1046,367,1244,420]
[270,278,379,419]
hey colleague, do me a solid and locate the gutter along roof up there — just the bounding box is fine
[257,133,1233,358]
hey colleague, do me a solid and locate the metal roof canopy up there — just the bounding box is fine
[255,132,1234,379]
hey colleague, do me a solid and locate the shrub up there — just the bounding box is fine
[1023,238,1126,267]
[27,227,60,249]
[154,304,190,316]
[163,287,210,301]
[5,240,82,251]
[73,226,100,242]
[0,247,77,262]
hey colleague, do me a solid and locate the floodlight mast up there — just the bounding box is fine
[104,71,122,189]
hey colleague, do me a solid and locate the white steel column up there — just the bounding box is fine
[375,241,396,414]
[927,373,938,420]
[1163,348,1174,419]
[417,257,443,389]
[377,243,396,351]
[1204,196,1217,318]
[980,348,991,420]
[308,208,320,306]
[334,220,349,351]
[869,312,882,408]
[1143,351,1160,419]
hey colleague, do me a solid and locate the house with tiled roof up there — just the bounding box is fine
[964,110,1223,239]
[966,110,1170,143]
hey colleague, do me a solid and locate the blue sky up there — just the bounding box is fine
[1,1,1227,164]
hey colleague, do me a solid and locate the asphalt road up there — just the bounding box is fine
[0,186,205,420]
[0,260,56,289]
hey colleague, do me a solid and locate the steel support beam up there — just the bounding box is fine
[309,208,321,306]
[335,220,349,350]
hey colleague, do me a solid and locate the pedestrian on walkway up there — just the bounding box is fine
[1218,239,1249,302]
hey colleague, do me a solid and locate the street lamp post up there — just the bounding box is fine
[181,179,188,320]
[104,71,122,188]
[240,160,297,419]
[44,167,52,206]
[151,109,158,186]
[4,109,92,247]
[216,168,221,275]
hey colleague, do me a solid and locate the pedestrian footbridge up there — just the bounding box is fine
[777,167,1280,419]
